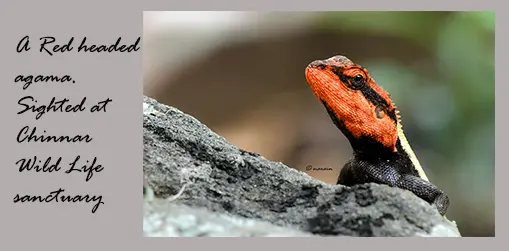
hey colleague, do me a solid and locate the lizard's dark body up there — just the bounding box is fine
[305,55,450,216]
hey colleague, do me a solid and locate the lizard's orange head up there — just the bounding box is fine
[305,55,399,152]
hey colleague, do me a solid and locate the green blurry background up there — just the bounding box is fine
[143,11,495,237]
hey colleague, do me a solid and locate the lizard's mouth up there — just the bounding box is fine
[304,65,323,90]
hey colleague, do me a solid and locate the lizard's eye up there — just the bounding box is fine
[350,74,365,90]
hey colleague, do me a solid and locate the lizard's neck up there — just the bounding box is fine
[323,100,428,181]
[396,121,429,181]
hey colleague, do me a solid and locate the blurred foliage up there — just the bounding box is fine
[314,11,495,235]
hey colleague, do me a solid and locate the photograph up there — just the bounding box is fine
[142,11,495,237]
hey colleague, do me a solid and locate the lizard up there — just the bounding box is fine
[304,55,450,216]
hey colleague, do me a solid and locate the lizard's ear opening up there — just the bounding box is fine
[375,105,385,120]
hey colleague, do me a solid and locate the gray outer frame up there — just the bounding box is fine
[0,3,501,251]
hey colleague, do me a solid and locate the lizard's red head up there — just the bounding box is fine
[305,55,399,152]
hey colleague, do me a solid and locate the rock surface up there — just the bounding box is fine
[142,96,461,237]
[143,197,313,237]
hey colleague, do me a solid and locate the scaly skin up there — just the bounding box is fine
[304,55,450,216]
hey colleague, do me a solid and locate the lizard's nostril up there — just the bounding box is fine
[308,60,326,69]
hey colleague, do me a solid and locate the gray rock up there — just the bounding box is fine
[142,96,461,237]
[143,197,313,237]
